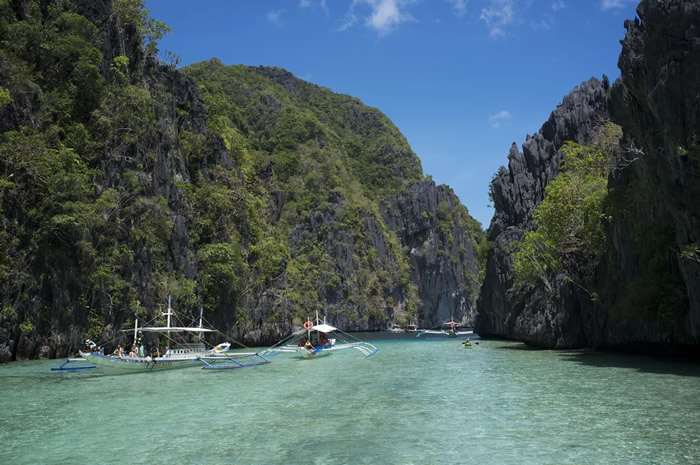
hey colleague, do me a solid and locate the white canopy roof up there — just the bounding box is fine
[292,323,338,335]
[122,327,215,333]
[310,323,337,333]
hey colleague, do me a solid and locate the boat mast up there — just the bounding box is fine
[199,304,204,341]
[134,300,140,344]
[164,295,173,353]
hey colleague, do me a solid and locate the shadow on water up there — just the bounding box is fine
[480,337,700,377]
[557,349,700,378]
[494,343,544,351]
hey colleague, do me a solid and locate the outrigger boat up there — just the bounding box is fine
[51,357,96,371]
[416,320,474,338]
[383,322,403,333]
[78,298,270,375]
[263,318,378,359]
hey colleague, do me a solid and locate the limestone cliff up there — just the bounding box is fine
[381,179,481,327]
[476,77,611,347]
[476,0,700,355]
[0,0,485,361]
[599,0,700,353]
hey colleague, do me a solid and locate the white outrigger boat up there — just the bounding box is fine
[79,298,270,375]
[383,322,403,333]
[263,318,378,359]
[416,320,474,338]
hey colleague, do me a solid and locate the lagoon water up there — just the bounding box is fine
[2,334,700,465]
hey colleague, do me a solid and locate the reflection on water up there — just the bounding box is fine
[1,335,699,465]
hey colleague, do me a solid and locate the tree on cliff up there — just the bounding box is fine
[512,123,622,296]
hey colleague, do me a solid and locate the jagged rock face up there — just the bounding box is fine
[600,0,700,351]
[0,0,227,361]
[476,77,610,347]
[477,0,700,355]
[381,179,479,327]
[0,1,484,360]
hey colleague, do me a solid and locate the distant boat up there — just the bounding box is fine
[79,298,270,375]
[264,318,378,359]
[416,320,474,338]
[383,322,403,333]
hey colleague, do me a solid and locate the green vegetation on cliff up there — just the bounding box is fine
[181,59,429,325]
[512,123,622,295]
[0,0,484,360]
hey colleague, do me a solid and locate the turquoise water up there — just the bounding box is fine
[2,334,700,465]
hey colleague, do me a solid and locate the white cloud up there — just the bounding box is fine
[337,11,358,31]
[551,0,565,10]
[531,13,554,31]
[600,0,634,10]
[301,0,330,16]
[447,0,468,18]
[480,0,515,38]
[339,0,416,36]
[267,9,285,25]
[489,110,511,128]
[366,0,416,36]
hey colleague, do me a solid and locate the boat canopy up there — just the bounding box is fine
[292,323,337,335]
[122,327,215,333]
[309,323,337,333]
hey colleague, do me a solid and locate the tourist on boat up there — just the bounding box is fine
[137,331,144,357]
[129,344,138,358]
[84,339,96,351]
[112,344,124,357]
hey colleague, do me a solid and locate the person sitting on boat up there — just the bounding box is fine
[112,344,124,357]
[137,332,144,358]
[129,344,138,358]
[304,340,314,350]
[84,339,96,352]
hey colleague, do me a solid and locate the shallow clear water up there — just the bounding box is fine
[2,334,700,465]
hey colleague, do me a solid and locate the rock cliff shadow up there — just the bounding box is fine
[491,341,547,351]
[557,350,700,378]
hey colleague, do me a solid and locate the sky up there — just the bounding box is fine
[145,0,640,228]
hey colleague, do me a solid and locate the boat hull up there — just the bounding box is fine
[296,346,332,358]
[80,352,203,375]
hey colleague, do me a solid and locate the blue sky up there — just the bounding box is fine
[146,0,639,228]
